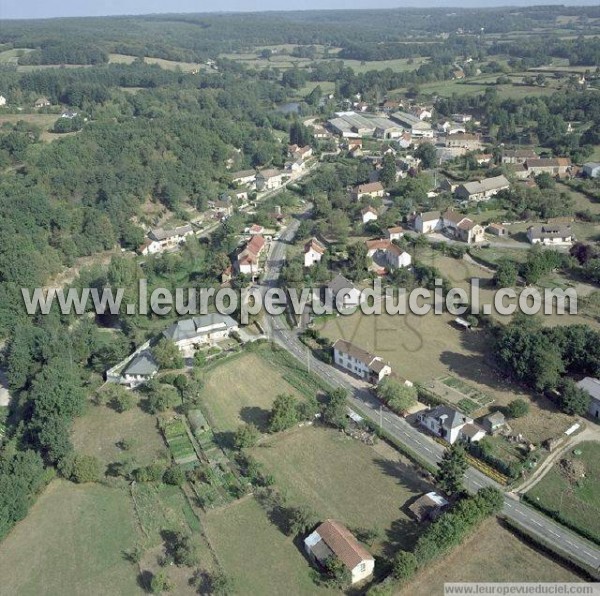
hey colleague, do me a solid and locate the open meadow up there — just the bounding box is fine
[0,481,142,596]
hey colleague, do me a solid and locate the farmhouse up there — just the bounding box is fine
[284,159,305,174]
[527,225,573,246]
[34,97,51,108]
[304,520,375,585]
[288,144,313,160]
[256,169,284,191]
[122,351,159,387]
[366,239,412,270]
[576,377,600,420]
[583,162,600,178]
[452,113,473,123]
[0,95,6,107]
[304,237,326,267]
[361,206,378,224]
[140,224,194,255]
[455,175,510,201]
[445,133,483,150]
[408,492,449,522]
[501,149,537,164]
[163,314,239,349]
[418,405,486,444]
[351,181,385,201]
[332,339,392,384]
[237,234,266,276]
[525,157,572,177]
[438,121,467,135]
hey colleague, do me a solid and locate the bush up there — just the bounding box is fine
[234,423,260,449]
[506,398,529,418]
[133,463,166,482]
[163,465,186,486]
[110,390,134,413]
[70,454,102,483]
[392,550,418,580]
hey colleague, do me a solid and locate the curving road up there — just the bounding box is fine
[259,215,600,575]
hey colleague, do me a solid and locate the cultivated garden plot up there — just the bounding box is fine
[160,417,199,469]
[429,375,495,415]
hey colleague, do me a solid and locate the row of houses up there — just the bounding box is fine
[230,168,289,191]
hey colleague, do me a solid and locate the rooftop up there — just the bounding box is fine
[311,520,373,570]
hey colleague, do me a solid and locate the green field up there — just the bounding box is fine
[526,441,600,542]
[198,346,330,433]
[252,426,430,556]
[0,481,142,596]
[203,497,329,595]
[109,53,204,72]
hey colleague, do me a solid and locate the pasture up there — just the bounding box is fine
[0,481,142,596]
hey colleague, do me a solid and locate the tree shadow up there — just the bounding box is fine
[136,570,153,593]
[372,457,434,495]
[212,430,236,450]
[239,405,270,432]
[381,517,422,560]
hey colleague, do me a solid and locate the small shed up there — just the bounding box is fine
[454,317,472,330]
[408,492,449,522]
[482,411,506,434]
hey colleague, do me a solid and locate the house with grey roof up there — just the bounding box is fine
[455,175,510,202]
[140,224,194,255]
[418,405,486,444]
[163,314,239,350]
[583,162,600,179]
[577,377,600,421]
[390,111,433,138]
[527,224,573,246]
[321,274,363,311]
[122,351,159,387]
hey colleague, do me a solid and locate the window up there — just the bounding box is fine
[359,563,366,573]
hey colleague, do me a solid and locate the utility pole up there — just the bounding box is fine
[380,405,383,430]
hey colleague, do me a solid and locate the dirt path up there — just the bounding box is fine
[514,422,597,495]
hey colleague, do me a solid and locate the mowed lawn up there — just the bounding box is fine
[398,518,584,595]
[0,481,142,596]
[252,426,430,554]
[199,352,308,433]
[203,497,330,595]
[527,442,600,542]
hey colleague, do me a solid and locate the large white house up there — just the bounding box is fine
[418,405,486,445]
[162,314,239,350]
[305,520,374,585]
[527,225,573,246]
[332,339,392,384]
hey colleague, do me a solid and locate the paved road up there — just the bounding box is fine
[259,216,600,574]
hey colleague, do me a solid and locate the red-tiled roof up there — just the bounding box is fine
[315,520,373,570]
